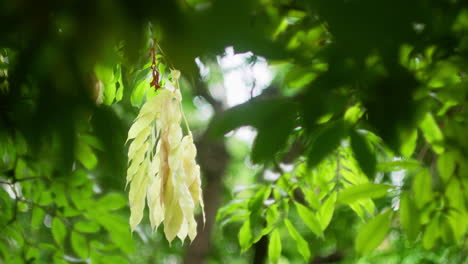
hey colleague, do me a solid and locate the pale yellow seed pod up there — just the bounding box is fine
[126,69,204,244]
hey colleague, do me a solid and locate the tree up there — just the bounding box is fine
[1,0,468,263]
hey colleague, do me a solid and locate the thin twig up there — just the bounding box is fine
[14,176,46,183]
[17,198,49,212]
[418,142,430,162]
[273,160,285,175]
[17,197,69,224]
[250,79,256,99]
[192,77,223,112]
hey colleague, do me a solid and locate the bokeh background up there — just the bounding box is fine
[1,0,468,263]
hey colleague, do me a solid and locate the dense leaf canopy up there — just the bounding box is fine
[1,0,468,263]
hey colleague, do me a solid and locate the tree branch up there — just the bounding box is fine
[191,77,223,112]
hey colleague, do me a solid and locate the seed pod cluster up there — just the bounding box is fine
[126,70,204,244]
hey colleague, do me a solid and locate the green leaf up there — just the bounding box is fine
[95,64,114,84]
[446,210,467,243]
[318,192,337,230]
[5,225,24,247]
[96,193,127,211]
[76,143,97,170]
[115,82,123,102]
[70,188,90,210]
[38,243,57,251]
[52,182,68,207]
[350,130,376,178]
[91,253,127,264]
[95,64,116,105]
[217,199,248,222]
[419,202,436,225]
[51,218,66,246]
[308,120,347,167]
[95,213,134,254]
[26,247,39,262]
[38,191,53,206]
[74,221,101,233]
[422,215,440,249]
[31,207,45,229]
[358,199,376,216]
[294,202,323,237]
[419,113,444,154]
[446,179,464,211]
[114,64,124,102]
[53,253,68,264]
[400,129,418,157]
[355,210,393,255]
[440,216,456,244]
[304,188,321,209]
[81,134,104,151]
[90,240,117,252]
[444,180,468,242]
[71,231,88,259]
[268,229,282,263]
[437,151,456,183]
[14,158,27,179]
[248,187,271,242]
[158,63,166,77]
[344,104,364,124]
[103,81,116,105]
[412,169,433,209]
[71,170,90,187]
[338,183,392,204]
[263,203,280,235]
[131,77,149,107]
[0,240,9,260]
[399,191,420,241]
[239,219,253,252]
[284,64,316,90]
[219,211,249,227]
[284,219,311,261]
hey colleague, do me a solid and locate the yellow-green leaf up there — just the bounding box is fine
[419,113,444,154]
[51,218,66,246]
[239,219,253,252]
[294,202,323,237]
[422,215,440,249]
[268,229,282,263]
[284,219,311,261]
[338,183,392,204]
[412,169,433,209]
[71,231,88,259]
[76,143,97,170]
[318,192,337,230]
[437,151,456,183]
[399,191,420,241]
[97,193,127,211]
[74,221,100,233]
[355,210,392,255]
[400,129,418,157]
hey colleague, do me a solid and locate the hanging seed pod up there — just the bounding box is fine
[126,70,204,244]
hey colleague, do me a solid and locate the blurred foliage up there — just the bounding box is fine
[1,0,468,263]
